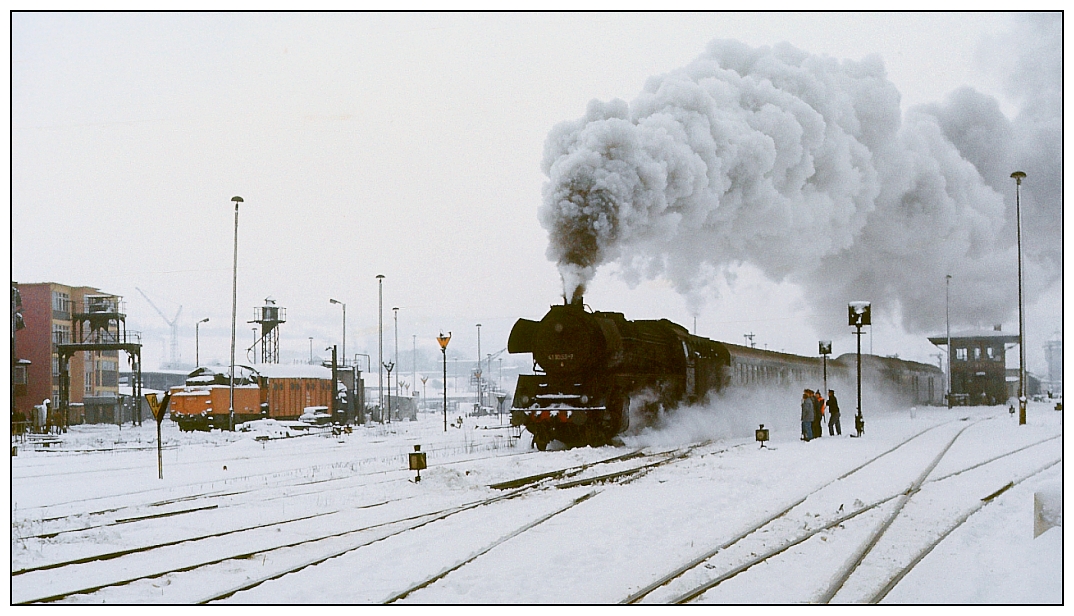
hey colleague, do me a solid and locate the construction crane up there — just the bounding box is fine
[485,347,507,390]
[136,287,182,368]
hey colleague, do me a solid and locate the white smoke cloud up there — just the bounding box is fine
[621,380,926,449]
[540,16,1061,335]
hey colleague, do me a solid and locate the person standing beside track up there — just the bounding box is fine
[801,389,814,441]
[811,389,824,439]
[827,389,841,436]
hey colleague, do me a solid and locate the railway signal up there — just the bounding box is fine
[848,302,870,437]
[819,340,832,400]
[755,424,770,449]
[408,444,427,482]
[145,391,171,479]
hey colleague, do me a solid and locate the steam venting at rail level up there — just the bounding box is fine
[539,19,1060,336]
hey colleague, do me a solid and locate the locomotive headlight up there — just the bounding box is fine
[580,395,589,404]
[520,395,530,405]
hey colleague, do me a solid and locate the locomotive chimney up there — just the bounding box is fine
[568,293,584,309]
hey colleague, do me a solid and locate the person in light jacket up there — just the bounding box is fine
[801,390,815,441]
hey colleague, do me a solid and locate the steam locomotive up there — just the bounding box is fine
[508,298,944,450]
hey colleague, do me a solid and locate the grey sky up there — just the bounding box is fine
[11,12,1062,377]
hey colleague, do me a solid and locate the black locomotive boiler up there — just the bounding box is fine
[508,297,730,450]
[508,298,944,450]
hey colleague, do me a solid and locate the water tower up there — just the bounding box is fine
[251,297,286,364]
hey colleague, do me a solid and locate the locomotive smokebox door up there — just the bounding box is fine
[755,424,770,449]
[408,444,428,481]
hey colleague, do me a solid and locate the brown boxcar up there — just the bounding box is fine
[169,365,333,431]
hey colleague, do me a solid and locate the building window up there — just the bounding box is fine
[100,360,118,387]
[973,347,981,361]
[52,324,70,345]
[955,348,968,361]
[14,365,27,385]
[52,291,71,319]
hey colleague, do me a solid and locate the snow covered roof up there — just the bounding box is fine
[192,363,331,380]
[927,330,1020,345]
[249,364,332,380]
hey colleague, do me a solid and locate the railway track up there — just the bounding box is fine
[14,411,1057,604]
[13,443,707,604]
[207,441,725,604]
[14,446,537,545]
[13,428,521,513]
[621,418,1060,605]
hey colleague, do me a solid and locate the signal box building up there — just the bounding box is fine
[929,327,1018,406]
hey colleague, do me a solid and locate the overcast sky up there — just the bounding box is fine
[10,12,1064,379]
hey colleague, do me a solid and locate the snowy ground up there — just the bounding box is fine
[9,399,1063,604]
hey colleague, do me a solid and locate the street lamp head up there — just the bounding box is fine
[231,196,243,203]
[1010,171,1026,184]
[330,298,342,305]
[199,317,209,324]
[376,274,385,280]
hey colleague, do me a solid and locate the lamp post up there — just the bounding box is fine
[946,274,952,408]
[377,274,384,423]
[437,332,451,431]
[328,345,338,420]
[384,361,394,423]
[421,375,428,414]
[228,195,243,432]
[476,323,482,410]
[195,318,209,367]
[309,337,313,364]
[330,299,346,365]
[1011,171,1027,425]
[393,307,400,399]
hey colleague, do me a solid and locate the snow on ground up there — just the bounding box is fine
[8,399,1063,604]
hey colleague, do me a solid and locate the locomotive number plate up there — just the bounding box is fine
[549,354,574,360]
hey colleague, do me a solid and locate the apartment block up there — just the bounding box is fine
[13,282,126,423]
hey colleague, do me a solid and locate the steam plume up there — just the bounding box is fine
[540,18,1060,334]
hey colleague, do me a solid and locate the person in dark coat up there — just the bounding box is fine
[812,390,824,439]
[828,389,841,436]
[801,389,814,441]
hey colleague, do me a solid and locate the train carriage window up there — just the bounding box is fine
[973,347,981,361]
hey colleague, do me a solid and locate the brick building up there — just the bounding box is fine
[929,326,1019,406]
[13,282,129,424]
